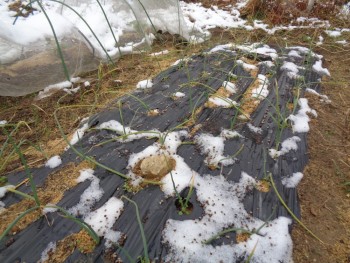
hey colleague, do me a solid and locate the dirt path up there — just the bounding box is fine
[292,43,350,263]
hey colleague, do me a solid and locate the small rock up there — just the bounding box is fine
[140,155,175,179]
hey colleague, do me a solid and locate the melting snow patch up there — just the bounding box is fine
[0,185,14,199]
[306,88,331,103]
[269,136,301,159]
[236,59,257,71]
[98,120,159,142]
[36,77,80,100]
[209,97,238,107]
[312,60,330,77]
[45,155,62,169]
[84,197,124,248]
[68,169,104,216]
[247,123,263,134]
[42,205,58,215]
[136,79,153,89]
[39,242,57,263]
[325,30,341,37]
[252,74,269,99]
[222,81,237,94]
[282,172,304,188]
[0,120,7,126]
[281,62,304,79]
[195,132,239,168]
[162,173,293,263]
[69,122,89,147]
[173,92,185,98]
[335,40,348,45]
[288,98,317,133]
[150,50,169,56]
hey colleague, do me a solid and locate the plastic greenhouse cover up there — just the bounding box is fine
[0,43,328,262]
[0,0,190,96]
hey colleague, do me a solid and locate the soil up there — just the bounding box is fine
[0,1,349,262]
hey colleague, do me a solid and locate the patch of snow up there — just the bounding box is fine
[69,122,89,146]
[222,81,237,94]
[136,79,153,89]
[281,61,304,79]
[335,40,348,45]
[39,242,57,263]
[36,77,80,100]
[0,120,7,126]
[42,205,58,215]
[288,98,317,133]
[247,123,263,134]
[312,60,330,77]
[150,50,169,56]
[282,172,304,188]
[325,30,341,37]
[220,129,243,139]
[84,81,90,87]
[173,92,185,98]
[305,88,331,103]
[97,120,159,142]
[84,197,124,248]
[252,74,269,99]
[316,35,324,46]
[172,57,191,66]
[68,169,104,216]
[0,185,15,199]
[269,136,301,159]
[209,97,238,108]
[288,50,302,58]
[236,59,257,71]
[45,155,62,169]
[163,173,293,262]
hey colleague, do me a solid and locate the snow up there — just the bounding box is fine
[136,79,153,89]
[325,30,341,37]
[69,122,89,146]
[163,173,293,262]
[45,155,62,169]
[0,185,14,199]
[282,172,304,188]
[237,59,257,71]
[288,98,317,133]
[42,205,58,214]
[36,77,81,100]
[312,60,330,77]
[247,123,263,134]
[68,169,104,216]
[0,120,7,126]
[39,242,57,263]
[84,197,124,248]
[252,74,269,99]
[98,119,159,142]
[150,50,169,56]
[222,81,237,94]
[306,88,331,103]
[269,136,301,159]
[335,40,348,45]
[281,61,304,79]
[208,96,238,107]
[173,92,185,98]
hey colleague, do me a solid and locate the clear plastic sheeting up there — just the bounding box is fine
[0,0,191,96]
[0,30,99,97]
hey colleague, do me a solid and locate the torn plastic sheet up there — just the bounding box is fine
[0,43,326,262]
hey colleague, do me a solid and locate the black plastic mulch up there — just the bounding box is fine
[0,44,323,262]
